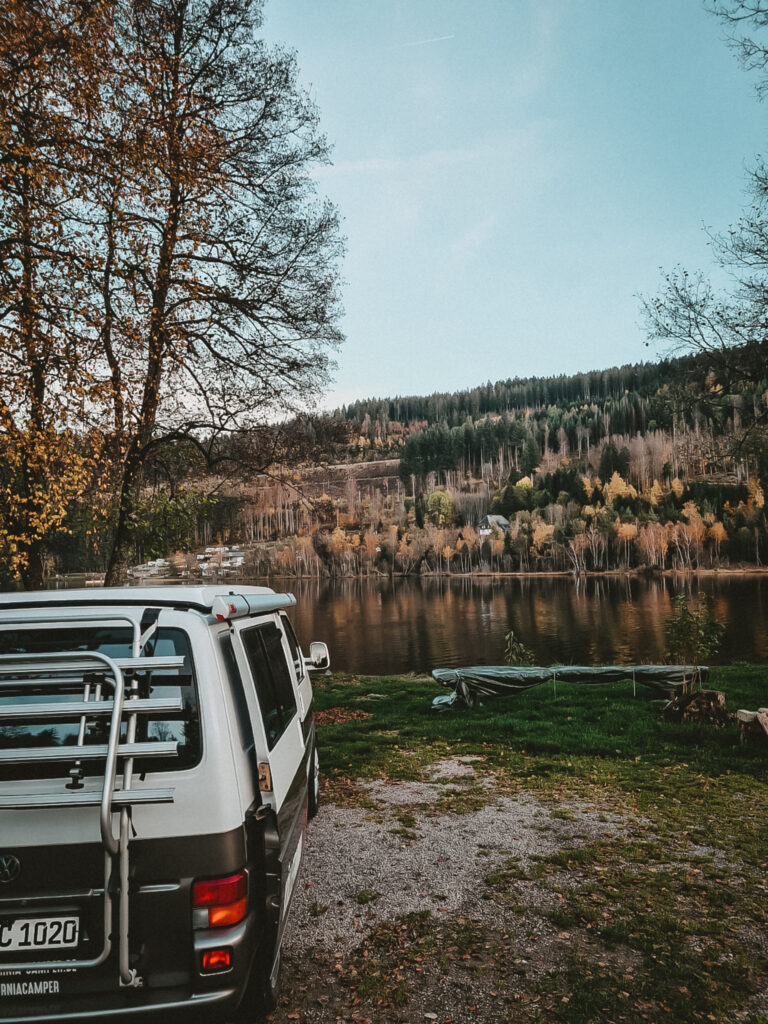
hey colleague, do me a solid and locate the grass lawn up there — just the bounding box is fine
[310,665,768,1023]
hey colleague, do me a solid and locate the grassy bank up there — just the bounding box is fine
[310,666,768,1023]
[314,664,767,788]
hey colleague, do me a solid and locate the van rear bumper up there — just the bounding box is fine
[0,911,262,1024]
[0,983,240,1023]
[0,983,240,1024]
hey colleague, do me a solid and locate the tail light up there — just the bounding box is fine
[192,871,248,929]
[202,948,232,972]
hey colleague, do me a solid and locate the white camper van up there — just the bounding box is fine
[0,586,327,1023]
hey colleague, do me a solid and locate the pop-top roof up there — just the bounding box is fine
[0,585,296,617]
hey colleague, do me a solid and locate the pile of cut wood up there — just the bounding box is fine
[663,689,732,726]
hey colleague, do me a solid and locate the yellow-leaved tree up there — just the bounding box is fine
[603,472,637,505]
[0,0,112,585]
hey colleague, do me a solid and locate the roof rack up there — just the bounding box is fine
[0,611,186,988]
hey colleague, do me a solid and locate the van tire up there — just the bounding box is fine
[307,741,320,819]
[236,947,282,1022]
[260,946,282,1014]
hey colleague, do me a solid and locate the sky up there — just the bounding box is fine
[260,0,767,411]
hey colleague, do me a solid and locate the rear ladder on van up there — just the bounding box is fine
[0,612,184,987]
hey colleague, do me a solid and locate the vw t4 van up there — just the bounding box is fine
[0,586,328,1022]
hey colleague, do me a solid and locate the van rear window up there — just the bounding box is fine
[0,626,200,781]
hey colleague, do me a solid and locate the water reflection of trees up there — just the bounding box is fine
[270,575,767,675]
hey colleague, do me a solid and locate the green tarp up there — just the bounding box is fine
[431,664,708,710]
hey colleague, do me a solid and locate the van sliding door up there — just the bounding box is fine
[231,619,308,937]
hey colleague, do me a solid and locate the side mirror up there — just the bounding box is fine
[307,641,330,671]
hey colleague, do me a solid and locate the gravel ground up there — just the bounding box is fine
[286,781,623,955]
[264,759,631,1023]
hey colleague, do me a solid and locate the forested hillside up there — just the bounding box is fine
[338,353,766,488]
[35,350,768,578]
[343,356,696,429]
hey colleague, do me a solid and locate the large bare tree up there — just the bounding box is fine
[92,0,343,583]
[0,0,344,585]
[644,2,768,472]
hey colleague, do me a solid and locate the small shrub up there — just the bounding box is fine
[665,594,725,691]
[504,629,535,666]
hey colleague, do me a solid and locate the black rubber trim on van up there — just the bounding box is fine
[0,827,248,895]
[300,710,315,744]
[0,597,212,613]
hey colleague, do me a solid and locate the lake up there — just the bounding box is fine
[51,571,768,674]
[268,574,768,675]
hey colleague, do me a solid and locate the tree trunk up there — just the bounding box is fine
[21,539,46,591]
[105,491,136,586]
[105,449,143,586]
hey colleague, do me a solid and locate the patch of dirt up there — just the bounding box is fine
[261,763,763,1024]
[426,756,485,780]
[359,757,495,807]
[314,708,373,726]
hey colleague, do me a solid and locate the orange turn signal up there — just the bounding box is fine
[208,897,248,928]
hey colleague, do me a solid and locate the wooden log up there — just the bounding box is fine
[665,690,731,725]
[736,710,757,724]
[736,708,768,743]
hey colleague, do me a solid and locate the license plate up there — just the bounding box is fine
[0,917,79,952]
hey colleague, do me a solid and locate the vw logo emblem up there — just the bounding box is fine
[0,855,21,884]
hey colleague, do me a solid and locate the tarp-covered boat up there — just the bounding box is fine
[431,664,708,710]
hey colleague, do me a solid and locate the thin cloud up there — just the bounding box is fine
[315,144,485,179]
[448,215,499,264]
[402,34,455,48]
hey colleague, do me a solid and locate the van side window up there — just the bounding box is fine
[240,622,297,750]
[219,633,256,757]
[280,613,303,678]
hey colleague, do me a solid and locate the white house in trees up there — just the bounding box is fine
[479,514,510,536]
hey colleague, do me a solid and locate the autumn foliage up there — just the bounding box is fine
[0,0,343,585]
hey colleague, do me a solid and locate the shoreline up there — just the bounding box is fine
[49,565,768,586]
